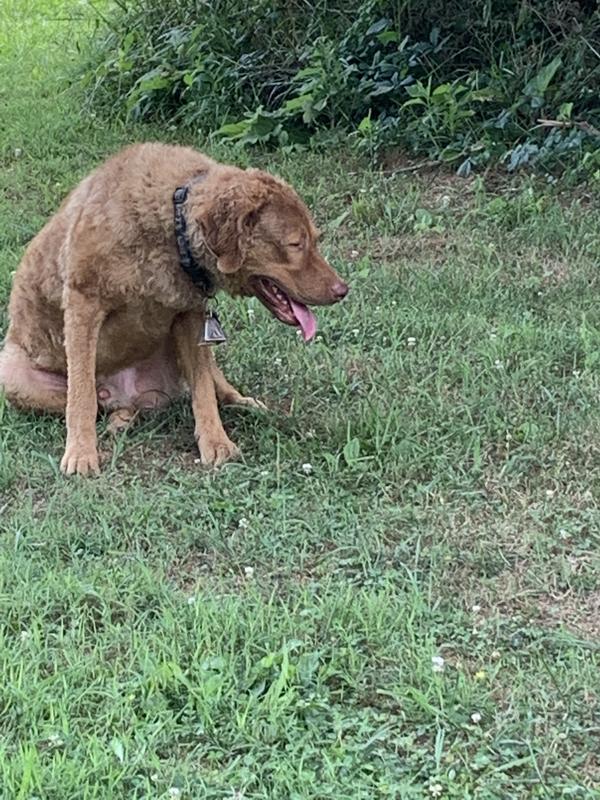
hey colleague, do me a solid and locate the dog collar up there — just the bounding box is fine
[173,172,216,296]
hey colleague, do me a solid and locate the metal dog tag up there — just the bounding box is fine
[198,310,227,346]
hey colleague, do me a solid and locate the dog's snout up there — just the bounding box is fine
[331,280,349,301]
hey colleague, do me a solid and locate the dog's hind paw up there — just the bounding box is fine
[197,434,240,467]
[227,395,267,411]
[60,443,100,476]
[107,407,137,435]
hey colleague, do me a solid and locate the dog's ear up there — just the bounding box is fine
[200,179,267,274]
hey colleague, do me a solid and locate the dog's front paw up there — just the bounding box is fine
[197,434,240,467]
[60,442,100,476]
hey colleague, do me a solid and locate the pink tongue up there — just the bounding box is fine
[289,298,317,342]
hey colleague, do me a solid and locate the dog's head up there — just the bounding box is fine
[197,169,348,341]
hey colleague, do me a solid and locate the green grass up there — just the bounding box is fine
[1,2,600,798]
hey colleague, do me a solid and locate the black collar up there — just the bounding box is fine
[173,173,215,297]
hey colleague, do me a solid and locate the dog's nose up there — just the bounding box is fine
[331,281,349,300]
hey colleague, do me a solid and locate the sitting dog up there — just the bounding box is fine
[0,143,348,475]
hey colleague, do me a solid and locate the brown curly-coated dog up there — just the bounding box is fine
[0,142,348,475]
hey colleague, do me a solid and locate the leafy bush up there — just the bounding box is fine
[84,0,600,176]
[84,0,355,126]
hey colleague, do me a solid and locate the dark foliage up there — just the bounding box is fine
[84,0,600,176]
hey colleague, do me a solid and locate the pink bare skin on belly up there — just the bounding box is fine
[32,342,183,412]
[97,343,183,411]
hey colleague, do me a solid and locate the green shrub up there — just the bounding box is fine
[83,0,600,176]
[84,0,356,125]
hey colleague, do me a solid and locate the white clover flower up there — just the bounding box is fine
[429,783,443,797]
[247,308,255,318]
[350,249,360,259]
[302,463,313,474]
[431,655,445,673]
[494,359,503,369]
[407,337,417,348]
[471,712,482,724]
[471,604,481,613]
[244,566,254,578]
[238,517,249,530]
[545,489,555,499]
[14,147,22,158]
[187,596,196,606]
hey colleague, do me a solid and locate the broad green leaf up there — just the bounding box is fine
[523,56,562,97]
[138,75,170,92]
[283,94,312,113]
[358,115,372,133]
[366,18,390,37]
[110,738,124,764]
[377,30,399,44]
[216,120,250,138]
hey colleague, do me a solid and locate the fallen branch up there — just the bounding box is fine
[347,160,440,177]
[536,118,600,137]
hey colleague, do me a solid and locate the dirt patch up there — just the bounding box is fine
[370,231,455,266]
[467,560,600,642]
[539,253,572,286]
[536,587,600,640]
[166,549,217,594]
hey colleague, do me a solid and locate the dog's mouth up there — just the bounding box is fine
[251,277,317,342]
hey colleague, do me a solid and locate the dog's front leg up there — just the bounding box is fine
[172,312,240,467]
[60,290,105,476]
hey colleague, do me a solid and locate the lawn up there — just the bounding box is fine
[1,2,599,798]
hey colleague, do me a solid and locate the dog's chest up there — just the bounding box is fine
[129,248,206,312]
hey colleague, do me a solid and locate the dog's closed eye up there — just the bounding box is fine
[286,241,303,249]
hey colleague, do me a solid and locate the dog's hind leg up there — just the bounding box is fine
[0,341,67,413]
[210,353,267,411]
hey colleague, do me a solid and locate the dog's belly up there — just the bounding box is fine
[95,305,186,410]
[97,339,183,411]
[95,303,179,374]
